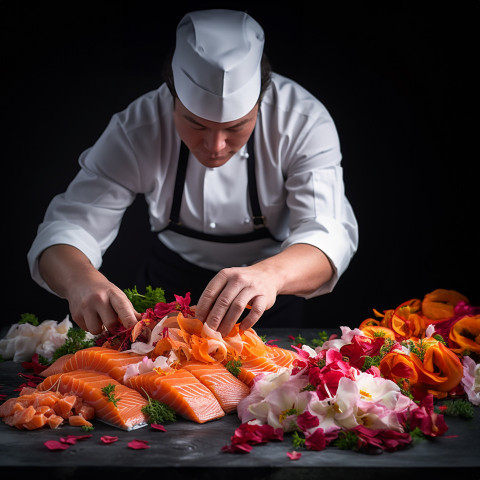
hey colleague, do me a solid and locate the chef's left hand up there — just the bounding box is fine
[195,264,279,336]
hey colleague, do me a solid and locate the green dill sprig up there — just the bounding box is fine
[361,338,396,371]
[291,431,306,449]
[19,313,39,326]
[141,395,176,424]
[123,285,166,313]
[101,383,120,407]
[81,425,95,432]
[332,430,359,451]
[51,328,96,362]
[436,399,474,419]
[292,331,328,348]
[225,358,242,377]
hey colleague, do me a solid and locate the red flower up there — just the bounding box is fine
[401,394,448,438]
[305,428,327,451]
[296,411,319,432]
[340,335,385,369]
[151,424,167,432]
[100,436,119,444]
[352,425,412,452]
[154,292,195,318]
[222,422,284,454]
[21,354,48,375]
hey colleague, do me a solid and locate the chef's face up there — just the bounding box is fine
[173,99,258,168]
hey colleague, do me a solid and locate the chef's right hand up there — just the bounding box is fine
[66,273,141,335]
[38,244,140,335]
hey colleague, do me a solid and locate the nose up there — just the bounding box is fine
[204,130,227,156]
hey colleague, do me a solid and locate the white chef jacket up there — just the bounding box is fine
[28,73,359,299]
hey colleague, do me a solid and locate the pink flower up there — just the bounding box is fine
[222,421,284,454]
[151,424,167,432]
[44,440,70,451]
[461,356,480,406]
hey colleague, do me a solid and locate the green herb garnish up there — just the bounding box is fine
[225,358,242,377]
[332,430,359,451]
[291,431,306,449]
[101,383,120,407]
[141,396,176,424]
[436,399,474,419]
[51,327,95,362]
[19,313,39,326]
[124,285,166,312]
[81,425,95,432]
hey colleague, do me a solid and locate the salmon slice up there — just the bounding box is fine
[62,347,144,382]
[69,415,93,428]
[37,370,149,430]
[265,345,299,368]
[181,361,250,414]
[126,369,225,423]
[236,356,281,387]
[40,354,74,377]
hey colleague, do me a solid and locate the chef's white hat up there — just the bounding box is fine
[172,9,265,123]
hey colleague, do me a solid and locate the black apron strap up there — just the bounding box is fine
[165,133,277,243]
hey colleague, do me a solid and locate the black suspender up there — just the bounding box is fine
[164,133,277,243]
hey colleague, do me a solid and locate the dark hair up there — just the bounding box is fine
[163,50,272,106]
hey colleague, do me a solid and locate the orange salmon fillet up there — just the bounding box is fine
[62,347,145,382]
[265,345,299,368]
[236,356,281,387]
[37,370,148,430]
[40,354,74,377]
[182,361,250,414]
[126,369,225,423]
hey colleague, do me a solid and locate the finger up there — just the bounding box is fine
[82,308,104,335]
[96,302,122,333]
[239,296,267,332]
[196,273,229,322]
[108,290,139,329]
[215,290,257,337]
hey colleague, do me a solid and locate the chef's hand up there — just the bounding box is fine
[195,263,279,337]
[195,244,334,336]
[38,244,140,335]
[66,273,141,335]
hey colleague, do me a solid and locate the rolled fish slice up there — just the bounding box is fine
[37,370,149,430]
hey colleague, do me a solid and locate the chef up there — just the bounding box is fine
[27,9,358,337]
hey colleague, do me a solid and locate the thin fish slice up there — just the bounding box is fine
[37,370,149,430]
[265,345,299,368]
[62,347,144,382]
[126,369,225,423]
[182,361,250,414]
[236,356,281,387]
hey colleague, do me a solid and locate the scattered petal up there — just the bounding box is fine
[45,440,70,451]
[101,435,119,444]
[287,451,302,460]
[128,439,150,450]
[151,424,166,432]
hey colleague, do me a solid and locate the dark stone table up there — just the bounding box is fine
[1,328,479,480]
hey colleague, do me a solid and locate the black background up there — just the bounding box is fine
[1,1,478,329]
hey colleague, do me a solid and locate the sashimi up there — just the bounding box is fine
[126,369,225,423]
[265,345,299,368]
[40,354,74,377]
[236,356,281,387]
[37,370,148,430]
[62,347,144,382]
[182,361,250,414]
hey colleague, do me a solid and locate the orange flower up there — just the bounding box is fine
[360,325,396,341]
[379,351,419,386]
[449,315,480,355]
[409,340,464,398]
[421,289,469,321]
[389,299,427,340]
